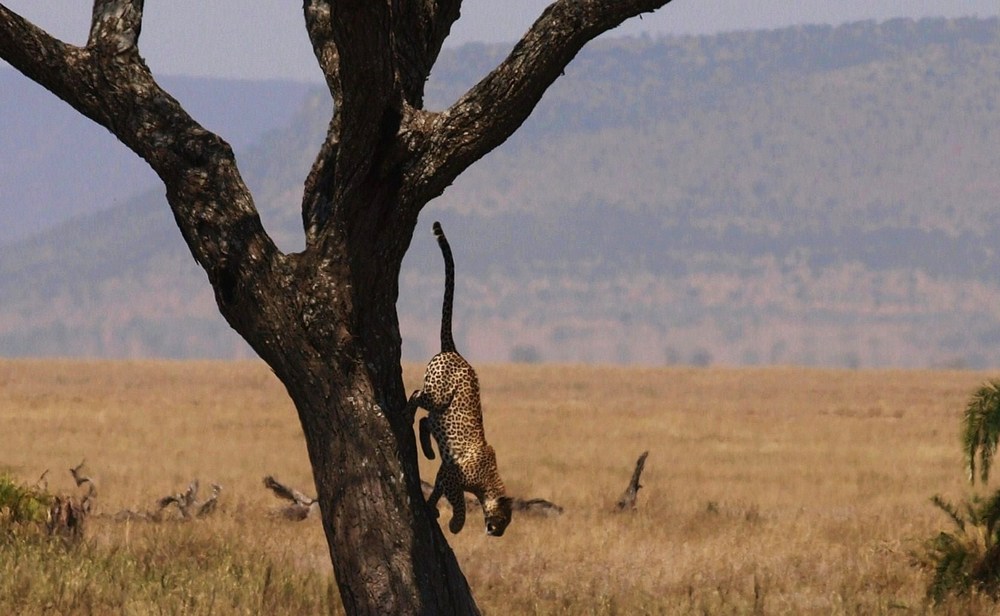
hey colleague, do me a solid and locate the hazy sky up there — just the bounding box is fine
[2,1,998,82]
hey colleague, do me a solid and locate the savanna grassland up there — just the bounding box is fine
[0,359,995,614]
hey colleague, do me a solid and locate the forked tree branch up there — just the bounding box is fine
[413,0,673,203]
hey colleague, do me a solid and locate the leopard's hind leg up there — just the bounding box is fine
[442,468,467,534]
[426,476,443,519]
[427,465,466,533]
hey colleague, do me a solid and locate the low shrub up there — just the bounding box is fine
[0,474,51,530]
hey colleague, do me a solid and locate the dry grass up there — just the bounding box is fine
[0,359,996,614]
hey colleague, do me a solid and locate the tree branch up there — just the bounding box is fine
[392,0,462,107]
[413,0,674,202]
[302,1,406,248]
[303,1,341,102]
[301,2,340,245]
[0,5,79,102]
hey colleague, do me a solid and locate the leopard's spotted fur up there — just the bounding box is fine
[405,221,512,536]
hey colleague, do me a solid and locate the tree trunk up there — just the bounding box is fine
[249,246,481,614]
[210,212,479,613]
[0,1,675,613]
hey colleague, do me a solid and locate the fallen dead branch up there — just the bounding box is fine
[33,468,50,491]
[30,463,223,524]
[420,480,564,518]
[47,495,88,541]
[70,459,94,489]
[263,475,318,520]
[615,451,649,512]
[157,480,222,519]
[113,479,222,522]
[512,497,565,517]
[45,461,96,541]
[261,474,564,521]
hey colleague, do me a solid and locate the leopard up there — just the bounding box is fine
[405,221,512,537]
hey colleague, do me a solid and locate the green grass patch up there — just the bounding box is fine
[0,474,51,529]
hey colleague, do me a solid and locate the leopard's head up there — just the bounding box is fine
[483,495,513,537]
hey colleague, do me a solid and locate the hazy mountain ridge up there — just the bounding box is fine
[0,74,313,245]
[2,17,999,367]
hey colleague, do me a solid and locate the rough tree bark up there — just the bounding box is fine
[0,1,673,613]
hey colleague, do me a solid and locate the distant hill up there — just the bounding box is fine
[0,73,313,244]
[2,17,999,368]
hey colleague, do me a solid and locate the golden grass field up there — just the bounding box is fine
[1,358,997,614]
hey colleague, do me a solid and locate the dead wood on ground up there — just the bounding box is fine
[263,475,319,520]
[615,451,649,512]
[45,462,95,541]
[114,479,222,522]
[419,480,564,517]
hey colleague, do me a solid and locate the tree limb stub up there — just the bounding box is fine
[88,0,143,52]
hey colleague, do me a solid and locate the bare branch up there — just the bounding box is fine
[300,2,340,244]
[415,0,673,201]
[88,0,144,52]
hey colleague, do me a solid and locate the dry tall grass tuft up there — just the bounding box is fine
[0,359,995,613]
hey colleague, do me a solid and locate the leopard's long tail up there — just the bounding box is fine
[433,221,457,353]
